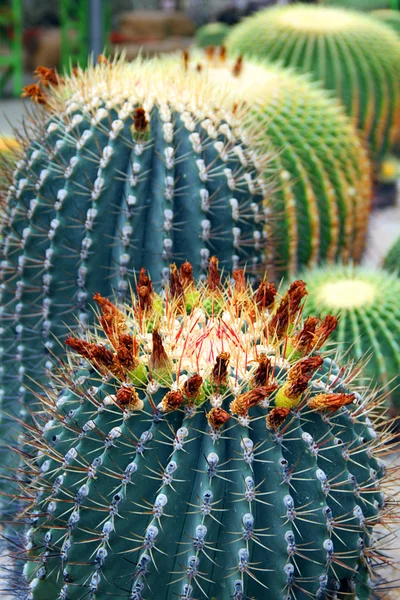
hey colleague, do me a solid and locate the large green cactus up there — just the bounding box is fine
[225,4,400,161]
[383,235,400,273]
[301,264,400,413]
[178,52,372,276]
[12,261,395,600]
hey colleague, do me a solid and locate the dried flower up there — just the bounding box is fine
[232,56,244,77]
[180,261,194,289]
[133,107,148,132]
[211,352,230,387]
[252,354,273,387]
[308,393,355,413]
[116,385,143,411]
[34,66,62,86]
[254,280,276,310]
[160,390,185,412]
[207,407,231,429]
[230,385,278,416]
[21,84,47,105]
[266,407,290,430]
[136,268,153,312]
[183,374,203,402]
[269,280,307,340]
[149,330,171,372]
[207,256,221,292]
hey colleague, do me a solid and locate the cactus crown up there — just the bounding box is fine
[11,260,398,600]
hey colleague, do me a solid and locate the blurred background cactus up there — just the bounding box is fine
[300,264,400,413]
[383,235,400,273]
[225,4,400,162]
[194,21,231,47]
[372,8,400,35]
[13,261,395,600]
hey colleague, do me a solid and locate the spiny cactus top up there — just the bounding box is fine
[301,264,400,413]
[383,235,400,274]
[225,4,400,160]
[179,49,372,275]
[14,260,397,600]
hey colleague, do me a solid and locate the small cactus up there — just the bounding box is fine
[383,235,400,274]
[300,264,400,413]
[194,22,231,48]
[10,260,397,600]
[225,4,400,161]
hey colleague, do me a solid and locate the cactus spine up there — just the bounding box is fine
[225,4,400,161]
[11,261,396,600]
[300,265,400,412]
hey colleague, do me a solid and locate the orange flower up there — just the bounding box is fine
[207,407,231,429]
[308,393,355,413]
[266,407,290,431]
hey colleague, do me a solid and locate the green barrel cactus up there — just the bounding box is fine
[181,52,372,275]
[194,22,231,48]
[383,235,400,273]
[325,0,390,10]
[301,264,400,412]
[225,4,400,161]
[12,260,395,599]
[372,9,400,35]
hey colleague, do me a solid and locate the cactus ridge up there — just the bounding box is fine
[8,261,397,600]
[301,264,400,412]
[225,4,400,159]
[372,9,400,37]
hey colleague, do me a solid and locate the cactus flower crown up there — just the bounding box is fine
[8,259,398,600]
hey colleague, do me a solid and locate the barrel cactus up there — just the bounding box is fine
[194,22,231,48]
[225,4,400,161]
[372,9,400,35]
[12,260,395,600]
[383,235,400,273]
[180,50,372,275]
[300,264,400,413]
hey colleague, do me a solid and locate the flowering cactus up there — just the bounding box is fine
[12,259,397,600]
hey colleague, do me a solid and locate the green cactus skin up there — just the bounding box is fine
[13,265,393,600]
[383,235,400,273]
[0,59,270,472]
[325,0,390,10]
[225,4,400,161]
[181,54,372,277]
[301,265,400,412]
[372,9,400,36]
[194,22,231,48]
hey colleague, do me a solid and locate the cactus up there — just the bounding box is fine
[383,235,400,273]
[10,260,397,600]
[372,9,400,35]
[181,50,372,275]
[225,4,400,161]
[194,22,231,48]
[300,264,400,413]
[324,0,390,10]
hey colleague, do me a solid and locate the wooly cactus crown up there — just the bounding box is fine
[12,260,397,600]
[225,4,400,161]
[383,236,400,274]
[301,265,400,412]
[180,49,371,275]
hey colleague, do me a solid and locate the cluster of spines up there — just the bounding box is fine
[10,259,397,600]
[225,4,400,159]
[383,235,400,274]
